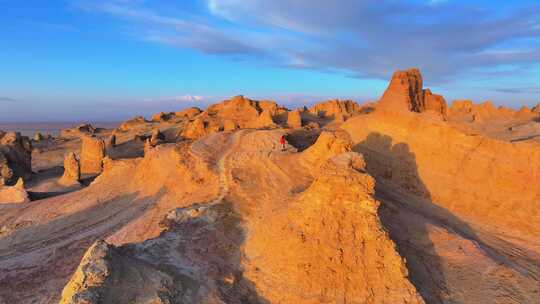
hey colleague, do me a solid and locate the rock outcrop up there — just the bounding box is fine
[149,129,165,146]
[341,110,540,237]
[308,99,362,120]
[243,152,424,303]
[117,116,148,132]
[0,132,32,185]
[449,100,537,123]
[180,96,284,139]
[532,103,540,114]
[33,132,43,141]
[61,123,95,137]
[423,89,448,119]
[302,130,353,170]
[0,177,29,203]
[287,109,303,128]
[151,111,174,122]
[248,110,276,129]
[106,134,116,150]
[174,107,202,119]
[58,152,81,186]
[80,135,105,175]
[378,68,448,119]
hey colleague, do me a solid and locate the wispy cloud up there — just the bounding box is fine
[78,0,540,84]
[142,94,207,103]
[0,97,17,102]
[490,87,540,94]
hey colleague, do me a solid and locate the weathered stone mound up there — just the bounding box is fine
[533,103,540,114]
[60,239,196,304]
[80,135,105,175]
[378,68,448,119]
[150,111,174,122]
[180,95,285,139]
[449,100,538,123]
[60,146,423,304]
[423,89,448,120]
[243,152,424,303]
[287,109,303,128]
[0,132,32,185]
[308,99,363,120]
[341,111,540,237]
[174,107,202,119]
[59,152,81,186]
[117,116,148,132]
[301,130,353,170]
[0,177,29,203]
[61,123,95,137]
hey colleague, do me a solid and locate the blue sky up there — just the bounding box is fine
[1,0,540,121]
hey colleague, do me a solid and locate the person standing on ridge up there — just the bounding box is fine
[280,135,286,151]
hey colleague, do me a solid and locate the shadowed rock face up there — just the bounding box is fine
[0,132,32,185]
[341,110,540,237]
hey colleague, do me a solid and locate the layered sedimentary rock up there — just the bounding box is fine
[117,116,148,132]
[423,89,448,119]
[308,99,362,120]
[149,129,165,146]
[59,152,81,186]
[106,134,116,150]
[80,135,105,175]
[248,110,276,129]
[0,132,32,185]
[301,130,353,170]
[60,123,95,137]
[341,110,540,237]
[151,111,174,122]
[378,68,448,119]
[181,96,284,139]
[174,107,202,119]
[287,109,303,128]
[0,177,29,203]
[59,142,423,304]
[449,100,537,123]
[243,152,424,303]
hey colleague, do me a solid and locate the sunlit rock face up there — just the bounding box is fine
[80,135,105,175]
[378,68,448,119]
